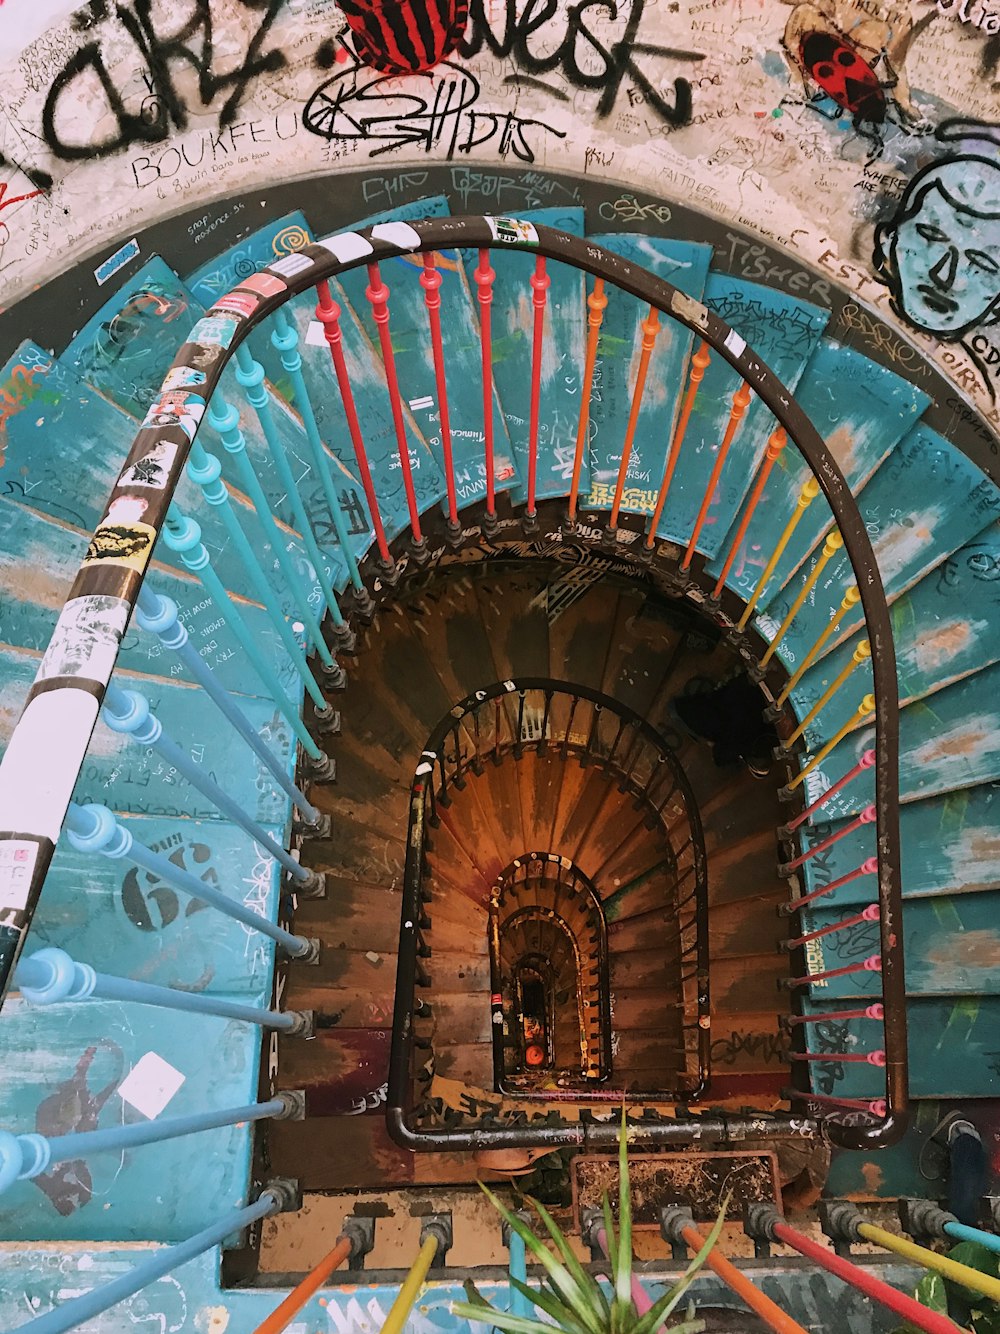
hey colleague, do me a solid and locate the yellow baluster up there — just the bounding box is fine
[645,340,711,548]
[857,1222,1000,1304]
[611,306,660,528]
[783,640,871,749]
[777,586,861,707]
[785,693,875,793]
[568,279,608,521]
[761,530,843,667]
[737,478,820,630]
[380,1235,439,1334]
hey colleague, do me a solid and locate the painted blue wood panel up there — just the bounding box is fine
[185,212,314,308]
[706,341,928,602]
[650,276,828,557]
[797,784,1000,907]
[0,1000,260,1242]
[584,234,711,523]
[463,207,586,505]
[759,426,1000,669]
[792,659,1000,821]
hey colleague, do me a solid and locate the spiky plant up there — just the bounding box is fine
[453,1113,725,1334]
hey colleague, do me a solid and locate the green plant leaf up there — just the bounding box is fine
[617,1106,633,1312]
[452,1302,563,1334]
[914,1272,949,1314]
[529,1196,609,1318]
[507,1277,594,1334]
[631,1201,728,1334]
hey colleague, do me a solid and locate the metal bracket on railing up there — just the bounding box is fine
[284,1010,315,1039]
[659,1205,695,1263]
[284,867,327,899]
[819,1200,864,1257]
[984,1196,1000,1231]
[743,1201,782,1259]
[419,1213,454,1265]
[898,1198,956,1243]
[579,1206,605,1262]
[501,1209,533,1248]
[274,1090,307,1121]
[341,1214,377,1270]
[258,1177,303,1214]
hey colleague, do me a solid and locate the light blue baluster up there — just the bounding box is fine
[16,947,312,1033]
[509,1225,530,1318]
[0,1098,300,1195]
[269,307,370,606]
[162,503,341,766]
[135,586,332,831]
[64,802,320,956]
[100,682,323,892]
[184,437,336,710]
[6,1185,294,1334]
[234,342,353,636]
[208,390,351,661]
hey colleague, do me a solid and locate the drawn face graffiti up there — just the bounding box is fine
[876,157,1000,339]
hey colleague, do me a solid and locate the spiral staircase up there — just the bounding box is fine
[0,186,998,1333]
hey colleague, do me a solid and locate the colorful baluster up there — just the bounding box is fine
[474,249,499,534]
[788,1090,887,1116]
[779,857,879,914]
[711,427,786,599]
[645,340,711,549]
[269,307,369,602]
[16,947,312,1033]
[777,587,862,706]
[526,255,551,528]
[682,380,753,571]
[738,477,821,631]
[568,278,607,525]
[782,692,876,796]
[780,749,876,835]
[315,281,394,574]
[253,1233,359,1334]
[610,306,660,532]
[782,903,880,951]
[785,1003,884,1025]
[420,253,460,541]
[366,262,426,557]
[64,801,319,958]
[791,1050,886,1066]
[781,952,882,988]
[780,639,872,750]
[761,529,843,667]
[779,804,876,874]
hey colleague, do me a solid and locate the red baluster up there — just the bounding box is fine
[682,380,753,570]
[420,254,459,535]
[315,281,391,570]
[788,1090,887,1116]
[527,256,550,522]
[791,1049,886,1066]
[783,952,882,988]
[646,340,711,549]
[366,262,423,548]
[781,749,876,835]
[779,856,879,915]
[784,903,880,950]
[475,250,497,530]
[780,805,877,874]
[711,426,786,598]
[785,1003,884,1025]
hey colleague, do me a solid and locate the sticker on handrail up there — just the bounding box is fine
[210,290,260,319]
[141,393,204,444]
[0,840,38,912]
[118,438,180,488]
[83,497,157,574]
[236,272,288,299]
[486,217,539,246]
[189,313,240,349]
[37,595,131,685]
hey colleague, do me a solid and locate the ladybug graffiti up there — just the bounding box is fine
[798,30,886,128]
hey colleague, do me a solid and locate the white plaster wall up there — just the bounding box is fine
[1,0,998,423]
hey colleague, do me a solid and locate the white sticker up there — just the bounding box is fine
[271,252,314,278]
[0,690,100,842]
[486,217,539,246]
[316,232,375,263]
[0,840,38,911]
[118,439,179,490]
[37,595,130,685]
[370,221,420,251]
[408,395,434,411]
[305,320,328,348]
[118,1051,186,1119]
[724,330,746,357]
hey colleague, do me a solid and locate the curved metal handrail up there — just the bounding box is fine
[0,216,905,1149]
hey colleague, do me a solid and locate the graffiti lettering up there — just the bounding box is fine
[710,1028,789,1066]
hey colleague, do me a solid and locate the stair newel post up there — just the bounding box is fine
[451,725,466,789]
[15,946,313,1034]
[778,639,872,754]
[568,277,607,526]
[781,692,876,797]
[133,586,329,829]
[204,395,346,680]
[602,713,629,773]
[610,305,660,535]
[314,281,395,579]
[562,694,580,759]
[268,307,368,605]
[646,339,711,549]
[470,704,485,774]
[63,801,319,959]
[682,379,753,575]
[538,688,552,756]
[777,586,862,705]
[419,253,461,545]
[183,439,332,711]
[160,504,342,752]
[761,529,843,668]
[525,255,551,531]
[493,696,504,766]
[233,343,349,636]
[99,681,324,894]
[710,425,787,600]
[581,701,602,769]
[737,477,821,631]
[366,261,427,560]
[474,248,498,534]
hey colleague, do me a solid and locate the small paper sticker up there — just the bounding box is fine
[95,238,140,286]
[0,841,38,912]
[141,393,204,442]
[316,232,374,263]
[211,291,259,318]
[486,217,539,246]
[160,366,206,391]
[119,439,179,488]
[305,320,327,348]
[190,314,239,349]
[237,272,287,298]
[271,252,313,278]
[724,329,746,357]
[37,595,130,684]
[370,221,420,251]
[84,496,156,573]
[118,1052,185,1119]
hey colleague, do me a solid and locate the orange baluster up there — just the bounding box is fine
[610,306,660,529]
[252,1234,353,1334]
[568,279,607,522]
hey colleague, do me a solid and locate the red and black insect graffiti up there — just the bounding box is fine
[798,30,887,128]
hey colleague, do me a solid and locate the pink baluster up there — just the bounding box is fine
[420,253,459,536]
[780,805,877,873]
[527,256,550,522]
[780,750,876,835]
[779,856,879,915]
[475,249,497,530]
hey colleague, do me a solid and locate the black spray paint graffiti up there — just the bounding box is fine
[41,0,287,161]
[874,119,1000,401]
[304,59,566,162]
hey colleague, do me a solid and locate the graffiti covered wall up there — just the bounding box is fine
[0,0,998,424]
